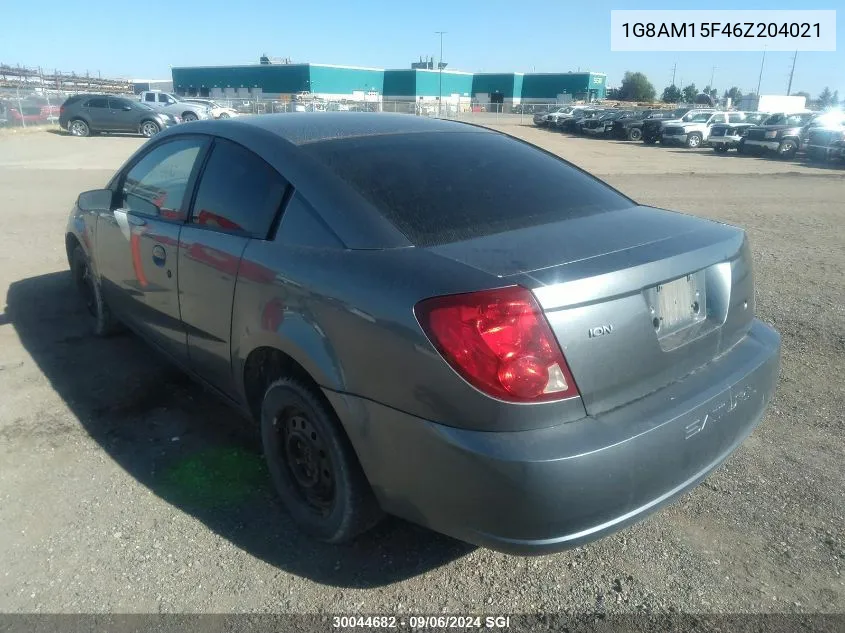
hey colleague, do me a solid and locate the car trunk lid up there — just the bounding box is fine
[428,206,755,415]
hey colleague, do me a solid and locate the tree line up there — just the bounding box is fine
[608,71,840,108]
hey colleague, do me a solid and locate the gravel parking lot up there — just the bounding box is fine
[0,124,843,617]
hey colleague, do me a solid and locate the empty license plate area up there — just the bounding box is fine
[644,271,707,340]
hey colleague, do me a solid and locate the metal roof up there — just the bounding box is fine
[229,112,489,145]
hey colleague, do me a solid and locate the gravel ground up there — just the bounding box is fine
[0,126,842,620]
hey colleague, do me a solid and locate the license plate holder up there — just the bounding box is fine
[645,272,706,338]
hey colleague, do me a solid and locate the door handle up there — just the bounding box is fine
[152,245,166,266]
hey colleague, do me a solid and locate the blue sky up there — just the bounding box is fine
[1,0,841,98]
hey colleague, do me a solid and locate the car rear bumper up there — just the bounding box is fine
[327,320,780,555]
[744,139,780,151]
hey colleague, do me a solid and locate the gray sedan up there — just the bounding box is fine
[65,113,780,554]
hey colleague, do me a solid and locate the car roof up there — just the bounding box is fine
[229,112,490,146]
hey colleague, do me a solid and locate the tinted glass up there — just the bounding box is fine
[144,93,155,102]
[301,132,633,247]
[190,138,288,237]
[122,139,204,221]
[728,113,745,123]
[108,98,131,109]
[86,98,109,108]
[157,94,169,103]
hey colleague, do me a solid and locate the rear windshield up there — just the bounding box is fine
[300,131,633,246]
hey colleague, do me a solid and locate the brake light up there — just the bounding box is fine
[415,286,579,402]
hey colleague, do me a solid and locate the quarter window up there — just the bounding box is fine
[121,138,204,221]
[190,138,288,238]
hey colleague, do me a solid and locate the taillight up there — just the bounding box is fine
[415,286,579,403]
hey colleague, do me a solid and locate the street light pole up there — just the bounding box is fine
[435,31,446,117]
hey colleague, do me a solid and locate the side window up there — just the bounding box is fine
[122,138,204,221]
[158,94,169,103]
[728,113,744,123]
[86,98,108,108]
[190,138,288,238]
[144,93,155,102]
[109,98,128,110]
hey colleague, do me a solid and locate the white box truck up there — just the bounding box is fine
[737,94,807,113]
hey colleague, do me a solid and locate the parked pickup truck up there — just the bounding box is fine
[661,111,733,148]
[804,111,845,163]
[138,91,211,122]
[741,111,816,159]
[640,108,703,144]
[707,113,769,152]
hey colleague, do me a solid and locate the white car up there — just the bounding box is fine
[543,106,589,127]
[183,99,240,119]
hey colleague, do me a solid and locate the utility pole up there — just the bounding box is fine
[435,31,446,117]
[756,48,766,96]
[671,62,677,86]
[709,66,716,89]
[786,51,798,95]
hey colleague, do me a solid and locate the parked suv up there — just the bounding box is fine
[138,91,211,122]
[183,98,240,119]
[59,94,176,138]
[741,112,816,159]
[708,113,769,152]
[804,111,845,164]
[662,111,739,148]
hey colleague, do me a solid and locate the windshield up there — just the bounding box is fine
[672,109,689,118]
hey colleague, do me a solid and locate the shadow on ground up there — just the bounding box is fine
[4,271,474,588]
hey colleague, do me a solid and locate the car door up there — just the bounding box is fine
[83,97,112,131]
[178,137,289,396]
[96,136,209,362]
[107,97,137,133]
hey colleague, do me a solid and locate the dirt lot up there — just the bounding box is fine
[0,125,843,617]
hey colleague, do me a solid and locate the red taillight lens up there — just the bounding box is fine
[415,286,579,402]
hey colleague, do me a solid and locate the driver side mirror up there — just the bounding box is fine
[122,105,132,111]
[77,189,114,212]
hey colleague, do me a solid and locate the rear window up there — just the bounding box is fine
[300,131,632,247]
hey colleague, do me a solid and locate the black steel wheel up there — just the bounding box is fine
[627,127,642,141]
[260,377,382,543]
[777,139,798,159]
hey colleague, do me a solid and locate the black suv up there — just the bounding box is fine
[640,108,696,144]
[59,94,176,138]
[805,112,845,164]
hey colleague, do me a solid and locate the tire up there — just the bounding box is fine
[686,133,703,149]
[182,112,198,122]
[627,127,642,141]
[218,112,230,119]
[644,136,658,145]
[140,120,160,138]
[260,377,382,543]
[70,246,120,337]
[68,119,90,137]
[714,144,729,153]
[777,139,798,160]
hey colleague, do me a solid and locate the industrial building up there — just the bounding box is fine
[170,60,606,105]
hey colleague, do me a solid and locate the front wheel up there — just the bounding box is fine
[260,378,382,543]
[643,136,658,145]
[70,246,120,336]
[182,112,198,122]
[777,139,798,159]
[140,120,160,138]
[68,119,89,137]
[686,133,703,149]
[627,127,642,141]
[218,112,230,119]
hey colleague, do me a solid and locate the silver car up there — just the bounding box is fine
[65,114,780,554]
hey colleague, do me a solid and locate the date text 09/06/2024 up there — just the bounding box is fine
[332,615,512,629]
[621,22,820,39]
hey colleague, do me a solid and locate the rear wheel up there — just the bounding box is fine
[777,139,798,159]
[686,133,703,148]
[68,119,89,137]
[70,246,120,336]
[140,120,160,138]
[182,112,198,122]
[627,127,642,141]
[260,377,382,543]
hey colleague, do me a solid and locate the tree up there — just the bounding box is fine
[832,90,840,106]
[703,85,719,99]
[818,87,834,108]
[662,85,682,103]
[618,71,656,102]
[681,83,697,103]
[723,86,743,102]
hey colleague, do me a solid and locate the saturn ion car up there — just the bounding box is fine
[65,113,780,554]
